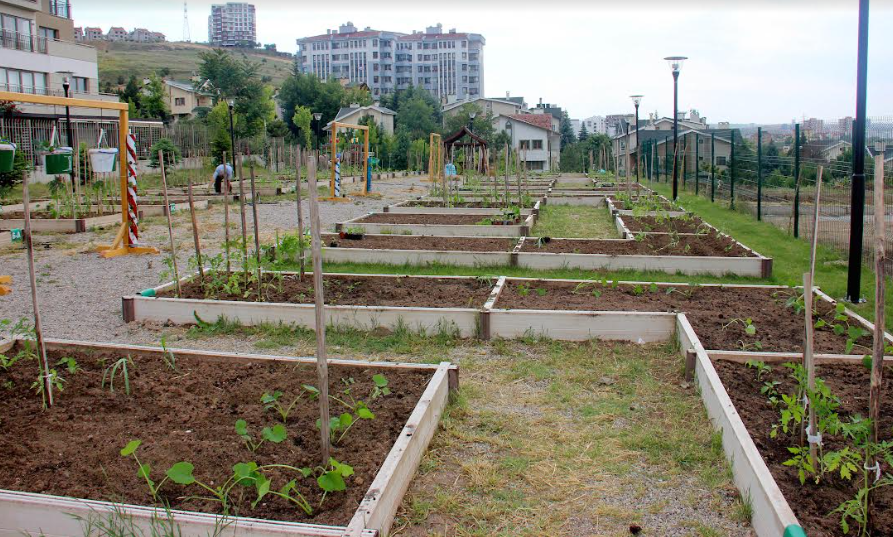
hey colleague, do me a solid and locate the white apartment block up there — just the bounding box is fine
[0,0,111,117]
[582,115,607,135]
[208,2,256,47]
[296,22,485,101]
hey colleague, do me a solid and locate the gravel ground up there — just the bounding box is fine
[0,174,431,343]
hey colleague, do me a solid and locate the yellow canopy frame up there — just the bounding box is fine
[0,91,157,258]
[426,133,443,183]
[326,122,369,201]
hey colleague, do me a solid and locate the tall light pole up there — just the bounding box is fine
[630,95,643,183]
[313,112,323,151]
[846,0,869,303]
[227,98,236,164]
[664,56,687,200]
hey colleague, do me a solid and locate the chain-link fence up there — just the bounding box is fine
[640,116,893,269]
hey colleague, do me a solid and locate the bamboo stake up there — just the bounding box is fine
[187,176,205,284]
[869,148,886,446]
[517,148,523,204]
[22,172,54,407]
[307,156,331,465]
[159,150,181,297]
[237,153,249,281]
[295,147,305,280]
[223,151,231,274]
[248,156,262,302]
[803,166,823,465]
[503,143,509,209]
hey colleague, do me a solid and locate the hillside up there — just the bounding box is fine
[96,41,295,88]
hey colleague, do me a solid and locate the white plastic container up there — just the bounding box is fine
[88,148,118,173]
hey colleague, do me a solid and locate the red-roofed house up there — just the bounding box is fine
[84,27,104,41]
[493,113,561,172]
[107,27,128,41]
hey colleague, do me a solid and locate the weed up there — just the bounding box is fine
[102,356,134,396]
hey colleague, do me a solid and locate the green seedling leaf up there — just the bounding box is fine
[303,384,319,398]
[357,406,375,420]
[862,355,873,370]
[252,474,271,508]
[317,471,346,492]
[262,424,287,443]
[299,467,313,478]
[814,319,826,328]
[166,462,195,485]
[833,325,845,336]
[372,374,388,388]
[120,439,142,456]
[137,463,152,480]
[261,391,282,404]
[847,325,866,340]
[835,303,846,314]
[330,459,354,478]
[339,413,354,428]
[745,324,756,336]
[235,419,249,437]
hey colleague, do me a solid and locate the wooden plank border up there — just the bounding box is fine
[0,213,122,233]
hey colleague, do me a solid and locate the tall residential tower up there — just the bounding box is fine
[208,2,255,47]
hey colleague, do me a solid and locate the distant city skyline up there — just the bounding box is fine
[71,0,893,124]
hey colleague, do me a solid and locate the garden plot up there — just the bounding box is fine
[335,211,536,238]
[542,192,608,206]
[139,199,210,218]
[606,195,687,217]
[0,210,122,233]
[0,230,11,247]
[321,234,516,267]
[0,337,456,537]
[124,272,495,337]
[384,199,541,215]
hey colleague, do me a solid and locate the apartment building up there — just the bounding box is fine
[74,25,165,43]
[106,26,126,41]
[208,2,256,47]
[0,0,111,117]
[296,22,485,102]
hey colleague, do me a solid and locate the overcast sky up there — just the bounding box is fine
[74,0,892,124]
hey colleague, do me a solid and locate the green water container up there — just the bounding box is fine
[0,143,16,172]
[43,147,73,175]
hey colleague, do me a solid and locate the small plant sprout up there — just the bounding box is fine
[56,356,80,375]
[517,283,531,297]
[32,368,64,409]
[744,359,771,381]
[535,287,547,297]
[120,440,170,501]
[370,374,390,399]
[723,318,757,336]
[159,336,178,371]
[102,356,134,395]
[814,303,871,354]
[261,390,306,423]
[234,419,287,453]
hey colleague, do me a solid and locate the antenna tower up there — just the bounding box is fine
[183,1,191,42]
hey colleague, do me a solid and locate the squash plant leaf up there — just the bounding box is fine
[166,462,195,485]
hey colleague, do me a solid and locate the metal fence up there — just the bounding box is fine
[642,116,893,270]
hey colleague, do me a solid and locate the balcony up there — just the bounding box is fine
[1,30,48,54]
[49,0,72,19]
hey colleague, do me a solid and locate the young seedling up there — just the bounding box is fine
[32,368,64,409]
[56,356,80,375]
[517,283,531,297]
[120,439,171,502]
[102,356,134,396]
[261,390,306,423]
[744,359,771,381]
[234,419,287,453]
[723,318,757,336]
[159,336,178,372]
[370,374,390,399]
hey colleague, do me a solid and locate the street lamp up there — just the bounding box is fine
[313,112,322,151]
[56,71,74,150]
[468,110,477,132]
[664,56,687,200]
[630,95,643,184]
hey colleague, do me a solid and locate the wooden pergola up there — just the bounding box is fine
[443,126,488,174]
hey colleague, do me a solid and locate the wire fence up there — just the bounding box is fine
[641,116,893,270]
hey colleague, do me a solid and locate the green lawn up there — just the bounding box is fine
[531,205,618,238]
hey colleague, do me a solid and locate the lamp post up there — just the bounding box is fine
[312,112,323,151]
[630,95,643,184]
[468,110,477,132]
[664,56,687,200]
[846,0,869,303]
[58,72,74,150]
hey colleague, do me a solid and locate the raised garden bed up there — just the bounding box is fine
[0,337,456,537]
[384,199,540,215]
[607,196,687,217]
[336,212,536,238]
[620,215,710,234]
[542,193,608,206]
[0,211,122,233]
[125,272,494,337]
[139,199,210,218]
[320,234,515,268]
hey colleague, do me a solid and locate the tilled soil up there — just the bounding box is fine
[399,200,536,209]
[621,215,711,234]
[165,273,495,308]
[353,213,519,225]
[493,281,870,353]
[323,234,518,252]
[0,346,432,525]
[610,200,679,211]
[714,360,893,536]
[520,234,755,257]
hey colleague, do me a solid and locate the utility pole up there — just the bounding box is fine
[846,0,870,303]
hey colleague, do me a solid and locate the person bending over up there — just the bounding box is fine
[213,161,234,194]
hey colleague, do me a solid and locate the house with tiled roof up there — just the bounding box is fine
[491,113,561,172]
[324,104,396,135]
[163,80,214,120]
[83,27,104,41]
[107,27,128,41]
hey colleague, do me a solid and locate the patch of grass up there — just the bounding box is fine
[393,340,749,535]
[531,205,619,238]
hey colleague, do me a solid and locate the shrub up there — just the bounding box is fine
[0,146,32,196]
[149,138,182,168]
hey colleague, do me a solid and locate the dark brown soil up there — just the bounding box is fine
[520,234,755,257]
[494,281,871,354]
[714,360,893,536]
[163,273,494,308]
[354,213,521,225]
[0,345,432,525]
[622,216,711,234]
[610,200,679,211]
[400,200,536,209]
[322,234,517,253]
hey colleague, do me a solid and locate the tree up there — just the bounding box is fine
[139,73,169,120]
[396,97,437,140]
[341,86,372,107]
[277,71,343,145]
[292,106,312,148]
[0,148,31,196]
[266,118,289,139]
[442,103,495,144]
[207,101,237,163]
[560,111,576,147]
[578,123,589,142]
[198,49,274,138]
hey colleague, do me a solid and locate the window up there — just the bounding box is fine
[374,76,379,83]
[716,156,728,166]
[519,140,530,150]
[39,27,58,41]
[373,39,378,46]
[372,51,378,59]
[73,77,88,94]
[175,97,186,106]
[532,140,543,150]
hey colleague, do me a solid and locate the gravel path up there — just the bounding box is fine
[0,175,431,343]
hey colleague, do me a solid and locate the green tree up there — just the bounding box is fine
[139,73,169,120]
[341,86,372,107]
[396,97,437,140]
[559,111,576,147]
[442,103,495,144]
[578,123,589,142]
[198,49,274,138]
[292,106,313,148]
[266,119,289,138]
[0,147,31,196]
[207,101,238,163]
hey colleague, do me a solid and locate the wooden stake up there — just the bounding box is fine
[869,149,886,446]
[804,166,823,466]
[159,150,181,297]
[248,156,262,302]
[22,172,54,407]
[237,153,249,281]
[223,151,231,274]
[187,176,204,284]
[307,156,331,465]
[295,147,305,280]
[503,143,509,209]
[517,148,523,204]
